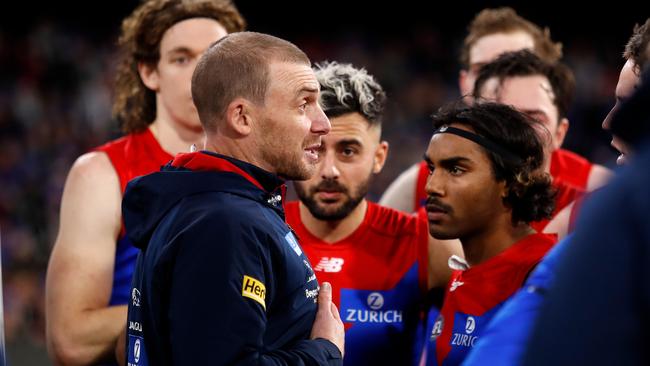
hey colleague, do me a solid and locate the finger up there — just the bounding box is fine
[318,282,332,309]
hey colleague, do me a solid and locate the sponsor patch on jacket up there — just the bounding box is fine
[285,231,303,256]
[242,275,266,309]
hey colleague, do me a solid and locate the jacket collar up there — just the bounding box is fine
[170,151,284,193]
[169,151,287,212]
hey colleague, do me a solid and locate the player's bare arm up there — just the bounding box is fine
[46,151,127,365]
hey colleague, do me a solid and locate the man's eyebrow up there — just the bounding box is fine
[336,139,362,147]
[522,108,547,115]
[521,108,550,119]
[166,46,193,55]
[422,154,472,167]
[295,85,320,99]
[439,156,472,166]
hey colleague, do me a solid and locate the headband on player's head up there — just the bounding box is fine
[432,125,523,166]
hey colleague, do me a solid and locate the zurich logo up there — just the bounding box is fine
[465,316,476,334]
[367,292,384,310]
[134,338,141,363]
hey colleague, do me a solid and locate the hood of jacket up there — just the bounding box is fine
[122,151,285,250]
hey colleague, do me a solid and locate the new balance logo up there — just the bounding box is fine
[314,257,344,272]
[450,279,464,292]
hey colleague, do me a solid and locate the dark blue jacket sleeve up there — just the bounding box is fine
[165,212,341,365]
[522,147,650,366]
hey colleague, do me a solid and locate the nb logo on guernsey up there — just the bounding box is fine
[449,279,464,292]
[242,275,266,309]
[314,257,344,272]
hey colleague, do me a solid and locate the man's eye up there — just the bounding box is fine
[342,148,355,157]
[173,56,189,65]
[449,166,463,175]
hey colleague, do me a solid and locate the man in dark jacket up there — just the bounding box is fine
[123,32,344,365]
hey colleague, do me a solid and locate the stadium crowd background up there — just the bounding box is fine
[1,0,648,363]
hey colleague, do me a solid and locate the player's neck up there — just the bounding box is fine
[460,215,535,267]
[299,199,368,244]
[149,117,204,155]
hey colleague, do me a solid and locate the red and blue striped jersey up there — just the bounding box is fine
[286,201,429,365]
[425,233,556,366]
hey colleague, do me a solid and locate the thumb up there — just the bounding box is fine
[318,282,332,310]
[330,301,342,322]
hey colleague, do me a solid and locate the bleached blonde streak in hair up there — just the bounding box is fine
[313,61,386,126]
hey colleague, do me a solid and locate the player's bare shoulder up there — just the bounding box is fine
[68,151,119,185]
[57,150,122,240]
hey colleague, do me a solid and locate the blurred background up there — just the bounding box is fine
[1,0,648,363]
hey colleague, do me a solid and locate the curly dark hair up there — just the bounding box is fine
[473,49,575,121]
[461,7,562,69]
[431,102,556,225]
[624,17,650,74]
[113,0,246,133]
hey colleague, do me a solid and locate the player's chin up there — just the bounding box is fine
[181,114,204,132]
[427,225,456,240]
[296,162,317,180]
[316,202,343,213]
[285,165,313,182]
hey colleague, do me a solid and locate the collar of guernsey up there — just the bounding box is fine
[170,151,287,204]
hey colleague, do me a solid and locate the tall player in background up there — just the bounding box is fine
[472,50,585,237]
[380,7,611,213]
[286,62,461,365]
[45,1,245,364]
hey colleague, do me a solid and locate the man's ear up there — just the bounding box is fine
[138,62,159,92]
[373,141,389,174]
[554,117,570,149]
[500,180,510,200]
[459,69,471,97]
[224,98,254,136]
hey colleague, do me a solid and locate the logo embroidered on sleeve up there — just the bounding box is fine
[285,232,303,256]
[242,275,266,310]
